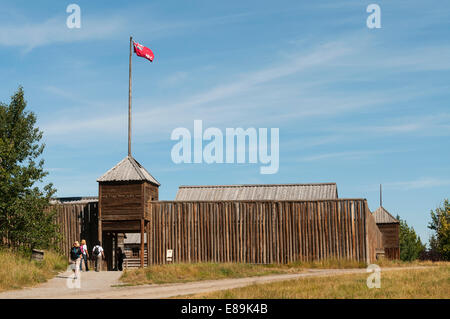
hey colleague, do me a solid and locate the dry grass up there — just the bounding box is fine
[121,258,371,286]
[188,264,450,299]
[0,249,67,292]
[120,263,297,285]
[286,258,367,269]
[375,259,444,268]
[120,258,443,286]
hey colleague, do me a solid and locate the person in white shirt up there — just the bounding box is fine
[92,240,105,272]
[79,239,89,271]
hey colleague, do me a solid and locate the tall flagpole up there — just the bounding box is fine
[128,36,133,157]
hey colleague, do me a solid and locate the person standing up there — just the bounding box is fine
[79,239,89,272]
[92,240,104,272]
[117,247,126,271]
[69,241,82,279]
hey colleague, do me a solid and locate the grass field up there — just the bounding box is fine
[120,262,296,285]
[120,259,435,286]
[185,265,450,299]
[0,249,67,292]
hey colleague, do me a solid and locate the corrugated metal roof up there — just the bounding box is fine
[97,156,160,185]
[50,197,98,205]
[372,206,399,224]
[175,183,338,201]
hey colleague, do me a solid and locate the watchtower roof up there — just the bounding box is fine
[372,206,399,224]
[97,156,160,186]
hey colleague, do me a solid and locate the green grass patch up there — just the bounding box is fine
[0,248,67,292]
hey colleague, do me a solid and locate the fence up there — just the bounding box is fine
[148,199,383,264]
[52,202,98,257]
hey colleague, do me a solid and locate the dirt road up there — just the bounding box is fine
[0,266,429,299]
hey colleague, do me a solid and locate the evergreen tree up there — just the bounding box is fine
[397,215,425,261]
[0,87,59,250]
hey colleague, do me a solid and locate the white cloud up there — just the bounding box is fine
[38,33,450,147]
[0,16,125,52]
[295,150,396,162]
[160,72,189,86]
[40,40,354,138]
[384,178,450,190]
[325,113,450,136]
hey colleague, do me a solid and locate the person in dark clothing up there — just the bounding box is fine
[117,247,126,271]
[69,241,82,279]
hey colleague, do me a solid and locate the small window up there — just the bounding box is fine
[132,248,139,257]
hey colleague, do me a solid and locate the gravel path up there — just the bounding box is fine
[0,266,430,299]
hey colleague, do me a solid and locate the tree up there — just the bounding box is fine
[0,87,59,250]
[428,199,450,261]
[397,215,425,261]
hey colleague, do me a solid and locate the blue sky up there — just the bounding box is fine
[0,0,449,244]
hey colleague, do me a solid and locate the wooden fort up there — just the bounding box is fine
[51,177,394,269]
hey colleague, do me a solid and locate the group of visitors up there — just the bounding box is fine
[69,240,127,278]
[69,240,105,278]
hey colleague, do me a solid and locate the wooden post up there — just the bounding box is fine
[98,184,102,247]
[128,36,133,157]
[114,233,118,270]
[140,219,145,268]
[146,221,150,266]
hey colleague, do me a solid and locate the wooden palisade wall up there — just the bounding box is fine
[148,199,383,265]
[52,198,384,264]
[53,202,99,257]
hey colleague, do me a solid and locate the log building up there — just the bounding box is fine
[372,206,400,259]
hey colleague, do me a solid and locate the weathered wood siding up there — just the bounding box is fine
[53,202,98,257]
[144,182,159,219]
[366,208,384,262]
[53,198,384,264]
[148,199,383,264]
[377,223,400,259]
[100,182,144,221]
[99,181,158,226]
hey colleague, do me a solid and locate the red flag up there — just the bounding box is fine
[133,41,154,62]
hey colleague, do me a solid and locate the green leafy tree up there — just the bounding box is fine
[0,87,59,250]
[397,215,425,261]
[428,199,450,261]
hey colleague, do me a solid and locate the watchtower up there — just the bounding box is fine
[97,155,160,268]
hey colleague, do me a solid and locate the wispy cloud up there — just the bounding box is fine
[383,178,450,190]
[0,7,258,53]
[295,150,398,162]
[324,113,450,136]
[160,72,189,87]
[41,40,353,138]
[39,30,450,148]
[0,15,125,52]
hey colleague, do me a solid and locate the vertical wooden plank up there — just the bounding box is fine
[344,201,350,260]
[98,185,103,250]
[140,219,145,268]
[146,220,150,266]
[239,203,243,263]
[317,202,323,260]
[263,202,266,264]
